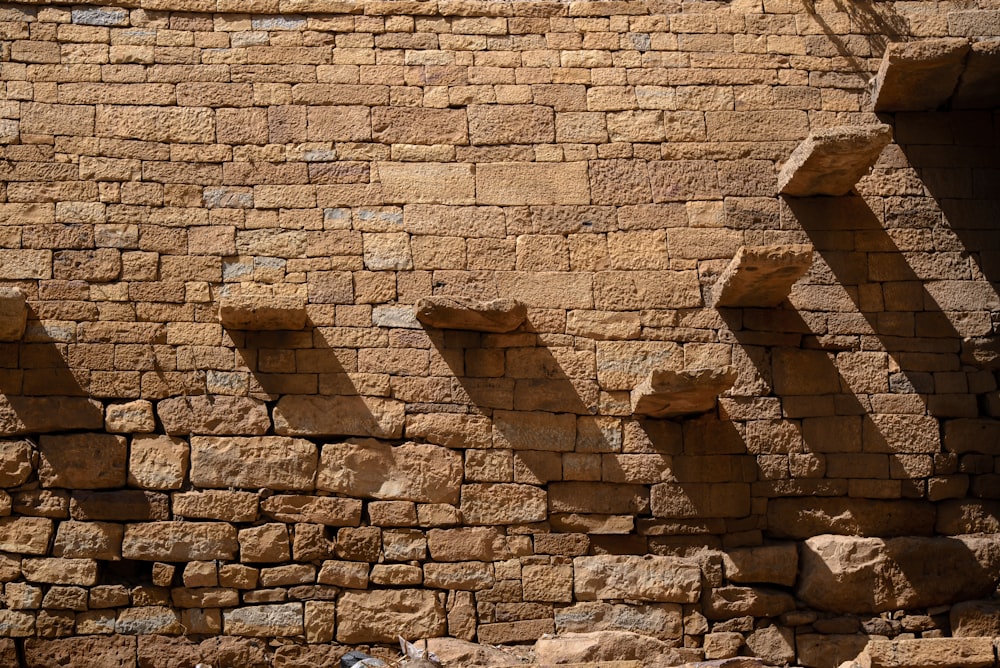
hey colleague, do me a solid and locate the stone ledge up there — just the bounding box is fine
[415,296,527,333]
[709,245,813,309]
[218,285,307,331]
[871,38,971,112]
[953,39,1000,109]
[0,287,26,342]
[631,366,737,418]
[778,125,893,197]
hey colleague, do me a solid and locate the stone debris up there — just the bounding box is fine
[415,296,528,333]
[710,245,813,308]
[871,38,971,111]
[778,126,893,197]
[631,366,738,418]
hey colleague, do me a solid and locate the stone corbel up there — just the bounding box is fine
[710,245,814,309]
[631,366,738,418]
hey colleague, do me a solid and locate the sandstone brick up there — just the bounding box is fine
[274,395,404,439]
[372,107,468,145]
[70,491,169,522]
[38,434,126,489]
[0,517,53,555]
[337,590,446,643]
[157,396,270,436]
[122,522,238,561]
[318,440,462,503]
[574,555,701,603]
[477,162,590,205]
[128,435,188,490]
[96,105,215,143]
[172,490,259,523]
[21,558,98,586]
[190,436,317,491]
[0,440,33,487]
[468,104,554,144]
[20,103,95,137]
[261,495,362,526]
[460,483,547,524]
[424,562,495,590]
[240,523,291,563]
[379,162,475,205]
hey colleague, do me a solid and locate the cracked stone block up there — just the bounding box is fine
[952,38,1000,109]
[631,366,737,418]
[218,285,307,330]
[0,288,27,342]
[710,245,813,308]
[871,38,971,112]
[415,296,527,333]
[778,125,893,197]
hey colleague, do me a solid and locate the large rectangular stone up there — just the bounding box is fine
[318,441,461,504]
[224,603,303,638]
[38,434,127,489]
[872,39,971,112]
[122,522,238,561]
[96,105,215,143]
[574,555,701,603]
[593,271,702,310]
[0,517,53,555]
[778,126,893,197]
[493,411,577,451]
[0,250,52,279]
[460,483,547,524]
[20,103,95,137]
[495,271,593,309]
[372,107,468,145]
[172,491,260,522]
[273,395,404,439]
[261,495,362,526]
[190,436,318,491]
[379,163,475,205]
[337,590,446,643]
[860,637,996,668]
[157,396,271,436]
[650,482,751,518]
[468,104,555,145]
[549,482,649,515]
[476,162,590,205]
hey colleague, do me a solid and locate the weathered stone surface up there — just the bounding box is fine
[415,296,527,333]
[172,490,259,522]
[190,436,317,491]
[461,483,547,524]
[573,555,701,603]
[70,491,169,521]
[379,162,475,205]
[128,434,188,490]
[0,397,103,436]
[239,523,290,563]
[53,521,122,560]
[705,586,796,620]
[0,287,26,342]
[105,400,156,434]
[158,396,271,436]
[952,38,1000,109]
[22,558,98,585]
[476,162,590,205]
[261,495,361,526]
[0,440,33,487]
[274,395,404,439]
[872,38,971,112]
[38,434,127,489]
[710,245,813,308]
[554,602,683,641]
[944,418,1000,455]
[0,516,53,554]
[425,638,525,668]
[650,482,750,519]
[766,498,936,538]
[858,637,997,668]
[797,633,870,668]
[746,625,795,665]
[24,636,136,667]
[224,603,303,637]
[778,125,892,197]
[318,440,461,503]
[723,544,798,586]
[951,600,1000,637]
[219,290,308,330]
[534,631,683,665]
[336,589,446,643]
[122,522,238,561]
[798,534,1000,613]
[631,366,737,418]
[116,606,184,635]
[427,527,509,562]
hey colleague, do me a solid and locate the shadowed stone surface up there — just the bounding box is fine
[778,125,892,197]
[274,395,404,439]
[631,366,737,418]
[317,440,462,503]
[415,296,527,332]
[710,245,813,308]
[0,287,26,341]
[871,38,971,111]
[573,555,701,603]
[952,39,1000,109]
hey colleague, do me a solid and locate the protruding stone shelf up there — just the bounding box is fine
[710,245,813,309]
[871,38,970,112]
[778,125,892,197]
[218,286,308,331]
[631,366,737,418]
[953,39,1000,109]
[0,287,26,342]
[415,296,527,333]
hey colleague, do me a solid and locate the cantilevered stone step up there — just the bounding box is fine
[709,245,813,309]
[0,287,26,341]
[218,286,308,330]
[778,125,892,197]
[415,296,527,333]
[631,366,737,418]
[871,38,970,112]
[952,38,1000,109]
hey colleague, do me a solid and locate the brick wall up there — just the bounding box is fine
[1,0,999,665]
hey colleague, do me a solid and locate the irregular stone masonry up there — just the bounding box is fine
[0,0,999,665]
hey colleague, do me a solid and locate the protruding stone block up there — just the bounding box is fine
[710,245,813,308]
[858,637,997,668]
[414,296,527,333]
[871,38,971,112]
[952,39,1000,109]
[0,288,26,342]
[336,590,446,643]
[219,285,308,330]
[631,366,737,418]
[573,555,702,603]
[778,125,892,197]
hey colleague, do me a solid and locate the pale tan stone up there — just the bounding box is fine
[379,162,475,205]
[705,586,796,620]
[872,38,971,112]
[239,523,291,563]
[219,290,308,330]
[172,490,259,522]
[305,600,336,643]
[105,400,156,434]
[317,560,368,589]
[554,602,683,641]
[566,310,641,340]
[223,603,303,637]
[460,483,547,525]
[318,440,462,503]
[710,245,814,308]
[157,396,270,436]
[476,162,590,205]
[0,288,26,342]
[415,296,527,333]
[573,555,701,603]
[52,521,123,561]
[336,589,446,643]
[190,436,317,491]
[21,558,98,586]
[274,395,404,439]
[631,366,737,418]
[778,126,892,197]
[122,522,238,561]
[128,435,188,490]
[859,637,996,668]
[424,562,494,590]
[0,440,34,487]
[96,105,215,143]
[534,631,682,665]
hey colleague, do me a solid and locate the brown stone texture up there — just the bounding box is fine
[190,436,317,491]
[872,38,972,112]
[415,296,527,333]
[710,245,814,308]
[0,287,27,342]
[631,366,737,418]
[778,126,893,197]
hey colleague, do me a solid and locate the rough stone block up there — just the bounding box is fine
[650,482,750,519]
[573,555,701,603]
[468,104,555,145]
[711,245,814,308]
[21,558,98,586]
[872,38,971,112]
[122,522,239,561]
[554,602,683,641]
[337,590,446,643]
[460,483,547,524]
[0,440,33,487]
[379,162,475,205]
[172,490,259,523]
[722,544,798,587]
[96,105,215,143]
[261,495,362,526]
[859,638,996,668]
[239,523,290,563]
[631,366,737,418]
[70,491,169,522]
[128,435,188,490]
[190,436,317,491]
[766,498,936,538]
[705,586,796,621]
[778,126,893,197]
[106,400,156,434]
[318,440,461,503]
[38,434,127,489]
[274,395,404,439]
[415,296,527,333]
[0,288,26,342]
[476,162,590,205]
[222,603,303,638]
[0,517,53,555]
[157,396,271,436]
[219,286,307,330]
[951,599,1000,637]
[371,107,468,146]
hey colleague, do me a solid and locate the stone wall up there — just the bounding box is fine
[0,0,999,665]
